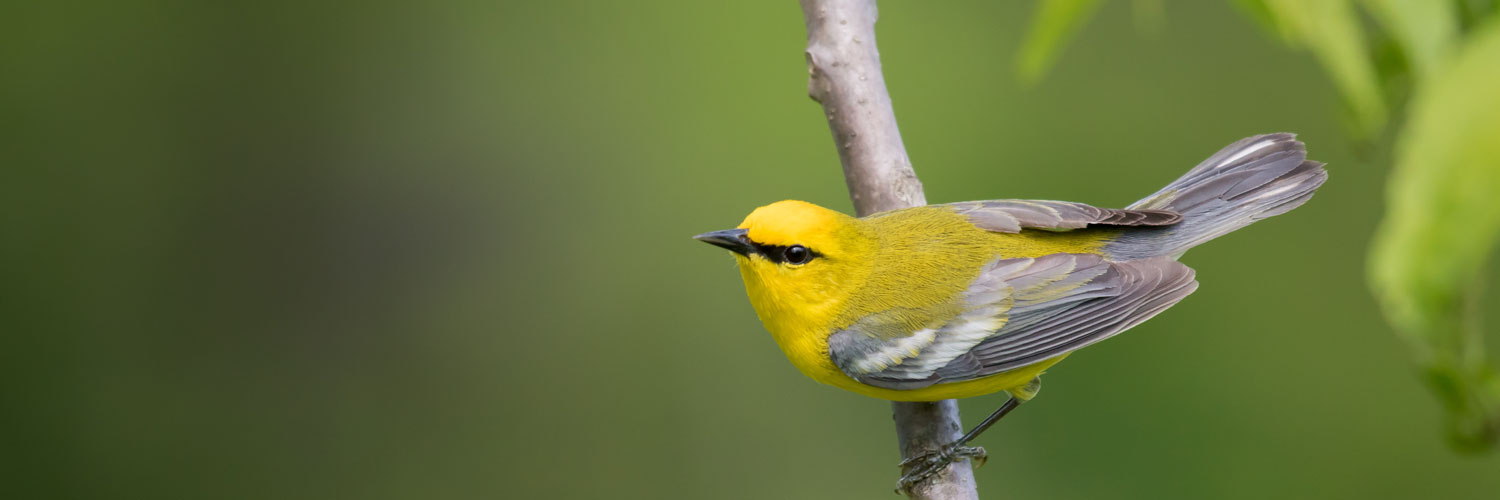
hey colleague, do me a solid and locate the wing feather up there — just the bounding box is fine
[946,200,1182,233]
[953,257,1196,377]
[829,253,1198,391]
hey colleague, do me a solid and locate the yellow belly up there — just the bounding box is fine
[835,357,1065,401]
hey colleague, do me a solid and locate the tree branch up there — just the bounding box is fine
[800,0,926,215]
[798,1,978,498]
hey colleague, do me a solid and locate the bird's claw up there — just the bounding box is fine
[894,444,987,495]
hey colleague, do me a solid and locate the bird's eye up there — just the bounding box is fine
[784,245,810,265]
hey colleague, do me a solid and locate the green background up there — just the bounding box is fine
[4,1,1496,498]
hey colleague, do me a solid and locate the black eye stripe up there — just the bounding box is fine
[749,242,821,264]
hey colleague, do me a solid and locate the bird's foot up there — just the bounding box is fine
[894,443,987,495]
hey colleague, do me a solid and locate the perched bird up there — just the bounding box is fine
[695,134,1326,490]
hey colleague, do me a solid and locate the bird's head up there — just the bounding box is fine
[695,200,875,331]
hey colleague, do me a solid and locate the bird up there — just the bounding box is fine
[694,133,1326,492]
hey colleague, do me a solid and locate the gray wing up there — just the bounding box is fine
[829,253,1198,391]
[945,200,1182,233]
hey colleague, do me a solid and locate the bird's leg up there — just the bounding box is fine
[893,397,1016,493]
[895,378,1040,495]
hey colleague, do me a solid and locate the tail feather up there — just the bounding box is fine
[1106,133,1327,259]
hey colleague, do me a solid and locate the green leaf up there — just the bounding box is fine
[1259,0,1388,136]
[1015,0,1106,84]
[1369,19,1500,450]
[1455,0,1500,32]
[1231,0,1294,43]
[1361,0,1459,79]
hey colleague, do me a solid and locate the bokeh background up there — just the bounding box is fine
[5,1,1498,499]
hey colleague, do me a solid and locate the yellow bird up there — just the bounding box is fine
[695,134,1326,489]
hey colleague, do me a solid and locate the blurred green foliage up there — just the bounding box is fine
[1023,0,1500,452]
[1370,21,1500,450]
[4,1,1500,499]
[1251,0,1387,135]
[1016,0,1106,83]
[1360,0,1457,80]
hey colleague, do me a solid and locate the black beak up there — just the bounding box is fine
[694,228,755,256]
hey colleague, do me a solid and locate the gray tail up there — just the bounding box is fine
[1106,133,1327,259]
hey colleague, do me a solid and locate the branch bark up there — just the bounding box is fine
[798,1,978,498]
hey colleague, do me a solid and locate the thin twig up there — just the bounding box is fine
[798,1,979,498]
